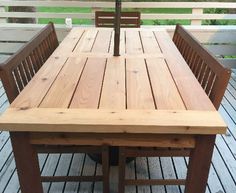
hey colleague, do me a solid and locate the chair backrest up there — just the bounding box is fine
[0,22,59,103]
[173,24,231,109]
[95,11,141,28]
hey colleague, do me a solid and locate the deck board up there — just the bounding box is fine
[0,71,236,193]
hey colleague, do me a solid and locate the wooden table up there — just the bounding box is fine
[0,28,226,193]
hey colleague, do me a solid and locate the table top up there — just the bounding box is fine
[0,28,226,134]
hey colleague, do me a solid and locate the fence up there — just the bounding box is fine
[0,1,235,68]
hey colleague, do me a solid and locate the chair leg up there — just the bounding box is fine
[118,147,126,193]
[102,146,110,193]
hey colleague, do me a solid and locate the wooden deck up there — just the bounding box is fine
[0,70,235,193]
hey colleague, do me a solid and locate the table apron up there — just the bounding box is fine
[27,132,199,148]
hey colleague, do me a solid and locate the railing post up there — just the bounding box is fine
[0,6,6,23]
[191,8,203,25]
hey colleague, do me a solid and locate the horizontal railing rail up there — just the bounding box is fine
[0,1,236,25]
[0,1,235,68]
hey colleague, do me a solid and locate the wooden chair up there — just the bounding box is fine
[0,22,110,193]
[118,25,231,193]
[95,11,141,28]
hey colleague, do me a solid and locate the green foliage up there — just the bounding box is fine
[203,8,229,25]
[37,6,235,26]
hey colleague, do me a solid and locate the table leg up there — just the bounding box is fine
[185,135,216,193]
[10,132,43,193]
[118,147,126,193]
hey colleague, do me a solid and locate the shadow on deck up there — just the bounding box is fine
[0,70,236,193]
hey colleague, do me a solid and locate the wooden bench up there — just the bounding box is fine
[0,23,110,193]
[173,24,231,109]
[0,22,59,103]
[95,11,141,28]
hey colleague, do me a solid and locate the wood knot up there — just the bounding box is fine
[19,107,29,110]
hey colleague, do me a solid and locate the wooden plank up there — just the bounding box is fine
[11,56,68,108]
[172,157,187,192]
[141,13,236,20]
[146,58,185,110]
[52,28,84,57]
[0,1,236,9]
[0,28,39,42]
[160,157,180,193]
[109,30,125,55]
[0,12,94,19]
[40,57,87,108]
[125,30,143,55]
[136,157,151,193]
[148,157,165,193]
[0,108,226,134]
[73,29,98,53]
[91,29,112,53]
[219,58,236,69]
[126,58,155,109]
[211,147,236,193]
[0,54,11,63]
[70,52,164,59]
[190,30,236,44]
[49,154,73,192]
[125,161,136,193]
[70,58,106,108]
[0,42,24,54]
[1,11,236,21]
[154,30,215,111]
[78,154,96,193]
[64,153,85,192]
[191,8,203,25]
[99,57,126,109]
[30,133,196,148]
[41,154,60,192]
[205,44,236,56]
[0,153,16,193]
[140,30,162,54]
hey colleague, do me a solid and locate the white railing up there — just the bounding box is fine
[0,1,236,68]
[0,1,236,25]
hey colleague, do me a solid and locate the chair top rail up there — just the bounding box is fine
[0,1,236,9]
[175,24,231,75]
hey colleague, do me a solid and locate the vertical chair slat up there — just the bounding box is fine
[12,68,24,92]
[205,72,216,96]
[29,52,39,73]
[22,60,33,80]
[17,63,28,86]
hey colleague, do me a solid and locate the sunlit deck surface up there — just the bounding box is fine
[0,70,235,193]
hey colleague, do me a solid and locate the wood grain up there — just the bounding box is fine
[146,58,185,110]
[40,57,87,108]
[0,108,226,134]
[154,30,215,111]
[99,57,126,109]
[70,57,106,108]
[126,58,155,109]
[11,56,68,108]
